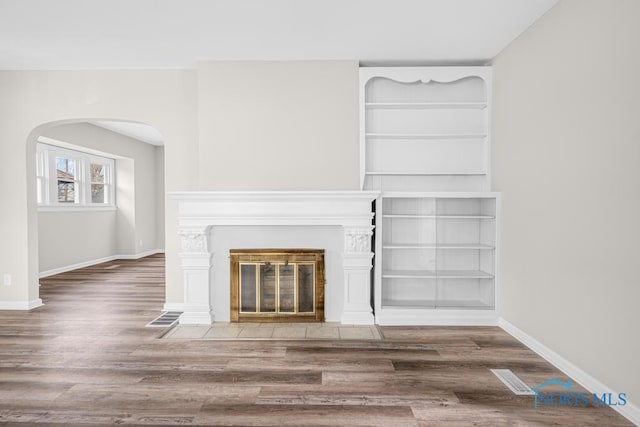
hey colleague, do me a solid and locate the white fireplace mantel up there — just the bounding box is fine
[170,191,379,325]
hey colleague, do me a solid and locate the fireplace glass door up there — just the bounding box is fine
[230,250,324,322]
[239,262,314,315]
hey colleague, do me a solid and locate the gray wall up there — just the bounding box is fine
[492,0,640,406]
[197,61,360,190]
[39,123,165,273]
[38,211,117,271]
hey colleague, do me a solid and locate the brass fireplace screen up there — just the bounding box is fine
[230,249,325,322]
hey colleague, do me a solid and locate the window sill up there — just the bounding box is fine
[38,205,117,213]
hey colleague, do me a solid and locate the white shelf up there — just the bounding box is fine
[366,171,487,176]
[383,214,437,218]
[383,269,494,279]
[383,243,495,250]
[438,214,495,219]
[383,243,437,249]
[383,269,436,278]
[366,133,486,140]
[365,102,487,110]
[381,299,493,310]
[436,270,494,279]
[383,214,495,219]
[382,299,436,309]
[436,299,494,309]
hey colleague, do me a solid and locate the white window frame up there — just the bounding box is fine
[37,142,116,211]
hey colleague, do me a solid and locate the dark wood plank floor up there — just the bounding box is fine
[0,254,631,426]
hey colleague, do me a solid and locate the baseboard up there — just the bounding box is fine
[39,256,117,278]
[162,303,184,312]
[499,318,640,425]
[0,298,44,310]
[39,249,165,278]
[116,249,164,260]
[341,311,375,325]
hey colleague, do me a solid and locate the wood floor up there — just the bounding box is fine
[0,254,631,426]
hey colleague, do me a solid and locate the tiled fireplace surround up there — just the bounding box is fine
[171,192,379,325]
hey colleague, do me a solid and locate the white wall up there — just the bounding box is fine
[37,123,164,274]
[492,0,640,408]
[115,158,136,255]
[197,61,360,190]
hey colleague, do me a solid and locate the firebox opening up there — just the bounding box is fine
[230,249,325,323]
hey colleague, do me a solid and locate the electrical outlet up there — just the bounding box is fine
[139,239,143,247]
[3,273,11,287]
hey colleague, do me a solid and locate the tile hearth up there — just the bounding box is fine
[162,322,382,340]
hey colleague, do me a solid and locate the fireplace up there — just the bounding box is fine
[230,249,324,322]
[170,191,379,324]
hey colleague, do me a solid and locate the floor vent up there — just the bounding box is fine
[104,264,120,270]
[146,311,182,328]
[491,369,535,395]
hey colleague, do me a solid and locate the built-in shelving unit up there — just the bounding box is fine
[360,67,492,193]
[373,193,499,324]
[360,67,499,325]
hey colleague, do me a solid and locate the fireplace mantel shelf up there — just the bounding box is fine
[170,191,380,227]
[171,190,379,199]
[170,191,380,326]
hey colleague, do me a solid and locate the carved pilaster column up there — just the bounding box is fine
[178,226,214,324]
[341,227,375,324]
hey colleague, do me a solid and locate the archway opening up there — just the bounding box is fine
[27,119,165,303]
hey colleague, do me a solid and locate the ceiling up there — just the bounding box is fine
[90,121,164,146]
[0,0,558,69]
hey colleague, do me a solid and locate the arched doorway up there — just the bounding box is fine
[27,119,165,301]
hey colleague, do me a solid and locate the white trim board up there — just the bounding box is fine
[0,299,44,310]
[116,249,164,260]
[499,318,640,425]
[162,303,184,312]
[376,310,499,326]
[38,249,164,278]
[39,256,115,278]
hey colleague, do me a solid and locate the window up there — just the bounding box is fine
[37,143,115,208]
[90,162,108,203]
[56,156,78,203]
